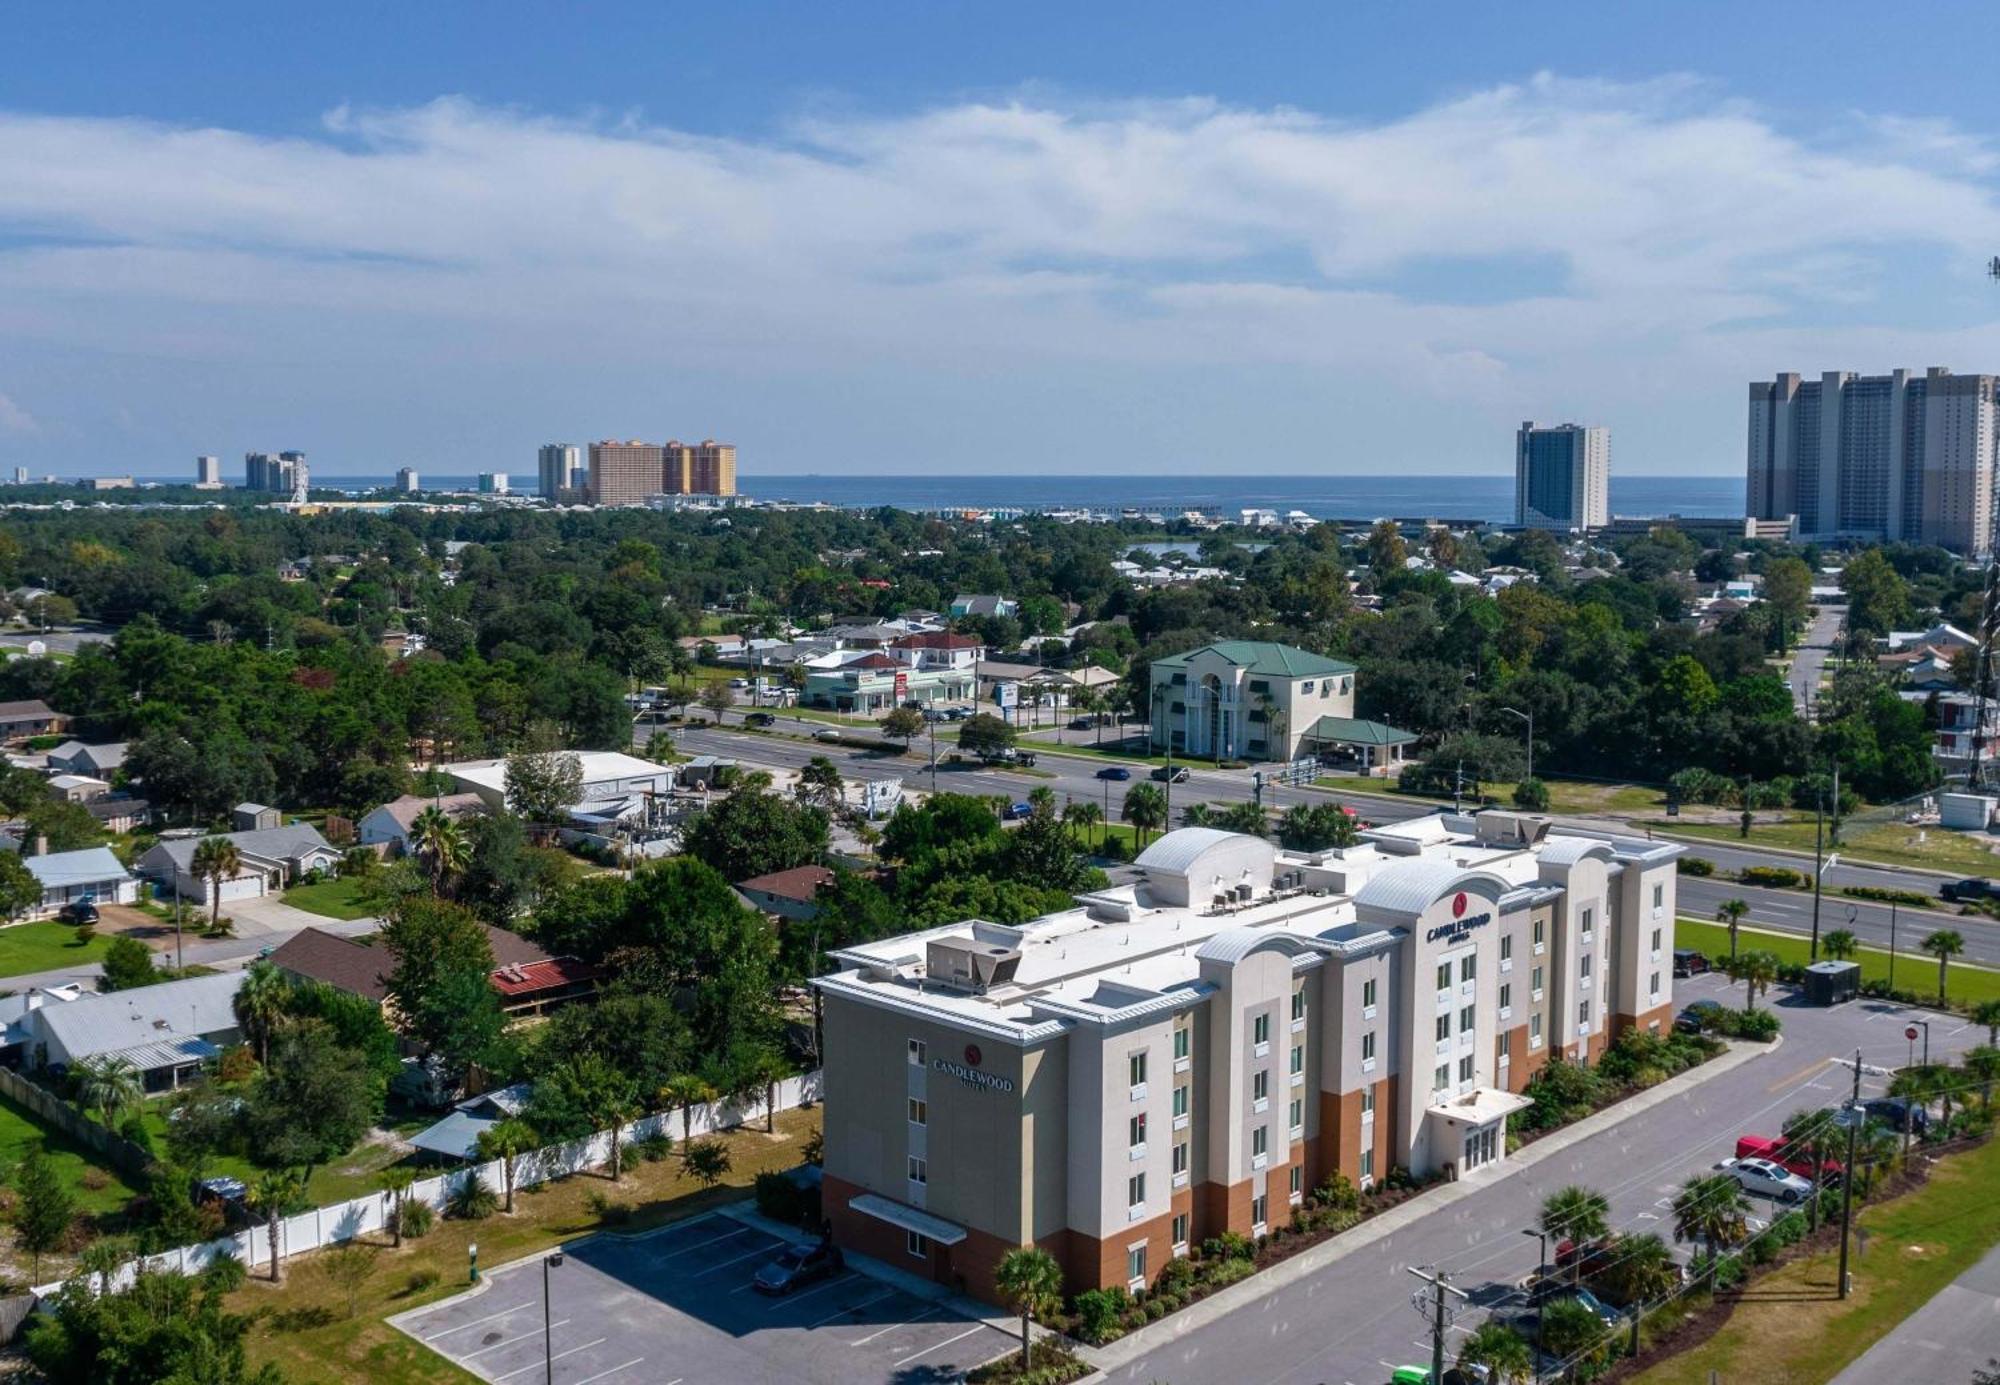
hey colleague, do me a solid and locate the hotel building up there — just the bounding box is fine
[584,438,738,506]
[815,814,1679,1305]
[1515,422,1609,532]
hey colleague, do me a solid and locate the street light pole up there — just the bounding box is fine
[1837,1051,1861,1299]
[1501,706,1533,784]
[543,1251,564,1383]
[1521,1228,1549,1379]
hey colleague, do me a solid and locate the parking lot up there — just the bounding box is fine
[395,1214,1015,1384]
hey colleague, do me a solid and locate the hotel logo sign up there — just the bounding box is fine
[1426,891,1493,944]
[933,1057,1015,1094]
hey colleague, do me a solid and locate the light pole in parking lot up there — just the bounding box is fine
[543,1251,565,1382]
[1836,1050,1862,1298]
[1520,1227,1549,1376]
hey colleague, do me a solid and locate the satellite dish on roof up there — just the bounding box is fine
[25,640,45,658]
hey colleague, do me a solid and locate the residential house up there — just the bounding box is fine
[19,846,138,919]
[408,1083,533,1161]
[84,796,152,833]
[269,927,388,1002]
[44,741,127,779]
[888,631,984,672]
[949,594,1017,619]
[46,774,110,804]
[736,865,836,922]
[274,923,598,1019]
[0,701,66,743]
[27,971,244,1091]
[1932,692,2000,773]
[356,792,487,856]
[137,823,342,904]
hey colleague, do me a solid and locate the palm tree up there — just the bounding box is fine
[1920,929,1965,1002]
[1594,1231,1680,1308]
[1180,802,1218,829]
[1961,1045,2000,1109]
[1723,949,1779,1012]
[1972,999,2000,1048]
[232,960,288,1065]
[1822,929,1857,963]
[1780,1107,1841,1229]
[190,836,242,934]
[410,804,468,893]
[377,1167,416,1248]
[1714,898,1750,960]
[1062,800,1102,850]
[1889,1063,1953,1137]
[475,1118,537,1213]
[1672,1171,1749,1278]
[1457,1319,1533,1385]
[659,1073,718,1146]
[1121,781,1168,847]
[993,1246,1064,1371]
[1539,1298,1609,1383]
[1539,1185,1610,1281]
[247,1168,306,1283]
[74,1055,141,1131]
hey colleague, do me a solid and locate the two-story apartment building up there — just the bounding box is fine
[814,814,1678,1306]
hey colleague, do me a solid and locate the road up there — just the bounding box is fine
[1830,1242,2000,1385]
[1678,876,2000,969]
[1789,603,1845,714]
[1100,974,1988,1384]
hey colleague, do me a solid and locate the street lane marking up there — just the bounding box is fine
[1767,1056,1831,1093]
[893,1323,987,1367]
[425,1302,535,1339]
[851,1304,941,1346]
[570,1359,645,1385]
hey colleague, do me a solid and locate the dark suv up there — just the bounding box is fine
[1861,1096,1930,1134]
[1940,878,1997,903]
[58,899,99,925]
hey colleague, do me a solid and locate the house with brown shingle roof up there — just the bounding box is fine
[736,864,836,922]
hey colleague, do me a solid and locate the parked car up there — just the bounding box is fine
[1150,765,1191,783]
[1861,1096,1930,1134]
[1003,801,1035,821]
[943,706,971,721]
[752,1239,844,1295]
[1736,1133,1843,1182]
[813,728,843,742]
[1068,717,1095,731]
[1940,877,1998,903]
[1672,949,1710,978]
[57,899,99,925]
[1389,1367,1489,1385]
[1096,765,1133,781]
[1523,1281,1621,1326]
[1552,1236,1616,1279]
[1673,999,1727,1034]
[1717,1155,1813,1203]
[744,711,776,728]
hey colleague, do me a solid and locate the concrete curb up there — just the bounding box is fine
[1079,1037,1779,1376]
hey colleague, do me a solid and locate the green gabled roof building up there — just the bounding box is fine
[1149,640,1356,680]
[1147,640,1411,773]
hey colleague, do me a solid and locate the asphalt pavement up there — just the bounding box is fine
[1829,1241,2000,1385]
[1790,604,1845,715]
[1678,876,2000,969]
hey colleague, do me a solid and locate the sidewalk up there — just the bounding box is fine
[1829,1242,2000,1385]
[1082,1037,1776,1376]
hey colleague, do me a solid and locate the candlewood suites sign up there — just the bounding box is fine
[933,1052,1015,1094]
[1426,891,1493,944]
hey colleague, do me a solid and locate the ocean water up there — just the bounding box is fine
[316,473,1744,523]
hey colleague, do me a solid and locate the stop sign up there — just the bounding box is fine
[1905,1025,1920,1041]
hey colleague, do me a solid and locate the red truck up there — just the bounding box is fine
[1736,1133,1844,1181]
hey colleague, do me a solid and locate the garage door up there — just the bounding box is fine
[217,873,268,902]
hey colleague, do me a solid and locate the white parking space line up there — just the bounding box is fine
[694,1244,776,1277]
[494,1338,607,1381]
[810,1287,898,1329]
[568,1359,645,1385]
[464,1319,569,1359]
[759,1273,855,1309]
[424,1301,536,1340]
[658,1227,759,1261]
[892,1323,987,1368]
[850,1304,940,1346]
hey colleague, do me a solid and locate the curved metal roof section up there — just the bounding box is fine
[1351,860,1510,916]
[1194,927,1314,967]
[1133,827,1242,874]
[1536,837,1616,869]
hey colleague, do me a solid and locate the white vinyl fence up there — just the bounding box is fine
[35,1069,822,1299]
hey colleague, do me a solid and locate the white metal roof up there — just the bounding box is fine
[34,970,244,1063]
[24,847,132,892]
[1133,827,1239,874]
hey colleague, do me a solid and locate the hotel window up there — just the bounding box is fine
[1253,1013,1271,1045]
[1533,919,1546,951]
[1172,1140,1188,1176]
[1251,1193,1268,1229]
[1434,1063,1450,1091]
[1499,983,1512,1012]
[1173,1021,1190,1062]
[1436,1014,1451,1042]
[1650,927,1662,952]
[1252,1070,1269,1102]
[907,1230,928,1258]
[1361,1088,1375,1118]
[1128,1173,1146,1209]
[1653,883,1664,912]
[1172,1213,1190,1250]
[1362,1031,1376,1062]
[1253,1126,1268,1159]
[907,1098,927,1126]
[1173,1083,1189,1119]
[1580,953,1592,979]
[1501,936,1513,963]
[1436,962,1452,992]
[1531,965,1544,996]
[1530,1013,1543,1046]
[1579,1000,1591,1027]
[1291,988,1306,1022]
[1649,971,1660,998]
[1288,1097,1302,1131]
[907,1156,927,1185]
[1581,907,1594,937]
[1460,956,1476,983]
[1458,1054,1474,1083]
[1360,1148,1375,1181]
[1459,1004,1475,1032]
[1289,1044,1304,1076]
[908,1039,927,1067]
[1129,1113,1147,1149]
[1362,978,1377,1009]
[1289,1165,1303,1198]
[1127,1245,1148,1285]
[1129,1051,1148,1088]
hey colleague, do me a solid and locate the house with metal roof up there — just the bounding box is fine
[20,846,137,919]
[27,970,244,1090]
[1148,641,1401,765]
[136,823,342,904]
[355,792,487,855]
[0,700,67,743]
[45,740,128,779]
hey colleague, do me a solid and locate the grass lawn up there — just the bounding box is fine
[1675,919,2000,1008]
[125,1104,411,1207]
[280,876,379,921]
[1626,1127,2000,1385]
[1313,774,1664,816]
[1658,817,2000,875]
[236,1106,820,1385]
[0,1092,138,1217]
[0,919,109,980]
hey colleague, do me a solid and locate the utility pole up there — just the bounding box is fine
[1888,901,1898,990]
[1406,1265,1465,1385]
[1810,776,1826,960]
[1837,1049,1862,1298]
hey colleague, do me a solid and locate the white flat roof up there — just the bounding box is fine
[445,750,673,794]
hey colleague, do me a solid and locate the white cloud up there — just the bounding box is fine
[0,393,36,434]
[0,76,1996,474]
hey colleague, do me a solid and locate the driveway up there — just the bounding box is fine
[395,1214,1014,1384]
[224,894,374,937]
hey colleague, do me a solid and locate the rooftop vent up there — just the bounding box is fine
[1475,811,1551,848]
[926,936,1022,994]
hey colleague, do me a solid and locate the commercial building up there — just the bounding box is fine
[1747,367,2000,554]
[395,467,420,493]
[194,455,222,487]
[244,450,308,494]
[442,750,675,815]
[584,438,738,506]
[1514,422,1609,531]
[477,472,509,495]
[816,814,1680,1305]
[1149,641,1401,767]
[537,443,582,500]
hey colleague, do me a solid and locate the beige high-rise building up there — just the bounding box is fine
[585,437,737,505]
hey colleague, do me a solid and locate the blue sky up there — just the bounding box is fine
[3,1,2000,479]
